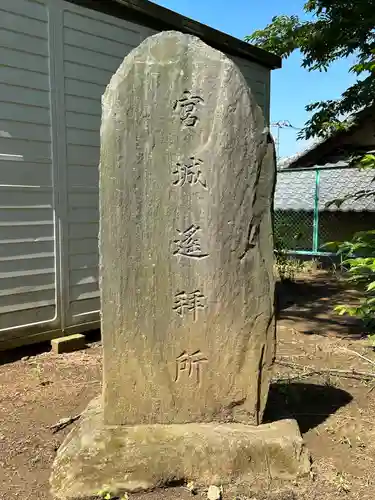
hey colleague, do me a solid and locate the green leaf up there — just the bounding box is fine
[360,154,375,168]
[247,1,375,140]
[248,1,375,329]
[334,305,350,315]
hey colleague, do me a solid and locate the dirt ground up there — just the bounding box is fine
[1,270,375,500]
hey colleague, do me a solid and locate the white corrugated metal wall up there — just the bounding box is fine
[0,0,270,350]
[0,0,59,346]
[55,1,156,334]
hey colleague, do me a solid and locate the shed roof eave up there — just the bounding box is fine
[65,0,282,70]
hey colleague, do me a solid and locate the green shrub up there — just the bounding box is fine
[274,236,304,282]
[325,230,375,330]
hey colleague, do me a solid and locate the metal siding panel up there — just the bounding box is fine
[0,28,48,55]
[0,306,56,333]
[68,223,98,239]
[0,138,51,162]
[64,27,136,58]
[0,272,55,296]
[64,61,112,86]
[62,0,149,31]
[0,66,50,91]
[66,145,99,167]
[70,284,98,302]
[0,47,49,74]
[65,95,101,115]
[70,268,98,288]
[69,237,98,255]
[0,121,50,142]
[61,1,159,324]
[64,44,122,73]
[68,185,97,193]
[0,240,54,259]
[70,298,99,317]
[63,9,141,43]
[1,102,50,126]
[0,258,54,276]
[0,187,52,204]
[0,0,57,337]
[69,253,98,270]
[0,289,55,314]
[66,111,100,131]
[230,56,269,122]
[1,222,53,241]
[68,191,98,208]
[0,83,50,108]
[0,8,48,38]
[65,77,104,100]
[1,0,48,21]
[68,167,98,191]
[68,207,99,223]
[0,207,52,223]
[66,128,98,147]
[0,163,51,186]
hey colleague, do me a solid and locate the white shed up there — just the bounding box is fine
[0,0,280,350]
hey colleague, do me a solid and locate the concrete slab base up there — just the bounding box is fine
[50,398,310,499]
[51,334,86,354]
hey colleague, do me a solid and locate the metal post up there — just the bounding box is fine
[312,169,320,252]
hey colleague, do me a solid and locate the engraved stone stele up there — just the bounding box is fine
[50,31,310,498]
[101,29,277,427]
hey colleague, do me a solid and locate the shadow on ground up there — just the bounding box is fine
[275,278,339,313]
[0,341,51,367]
[275,276,366,339]
[263,382,353,433]
[0,330,101,367]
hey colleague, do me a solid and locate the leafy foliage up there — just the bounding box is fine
[274,236,292,282]
[246,0,375,140]
[249,1,375,328]
[325,230,375,329]
[274,236,304,282]
[323,154,375,329]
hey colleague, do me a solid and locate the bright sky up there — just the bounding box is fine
[151,0,357,160]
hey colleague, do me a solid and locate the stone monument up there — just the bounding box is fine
[50,31,309,499]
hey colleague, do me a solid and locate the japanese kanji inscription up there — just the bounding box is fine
[173,290,206,321]
[172,86,209,382]
[172,157,207,189]
[173,224,208,259]
[173,90,204,127]
[174,350,208,385]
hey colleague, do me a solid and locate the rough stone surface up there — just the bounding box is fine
[100,30,276,427]
[51,334,86,354]
[207,485,222,500]
[50,398,310,499]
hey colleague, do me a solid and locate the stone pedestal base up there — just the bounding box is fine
[50,398,310,499]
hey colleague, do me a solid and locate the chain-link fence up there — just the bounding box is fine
[274,166,375,255]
